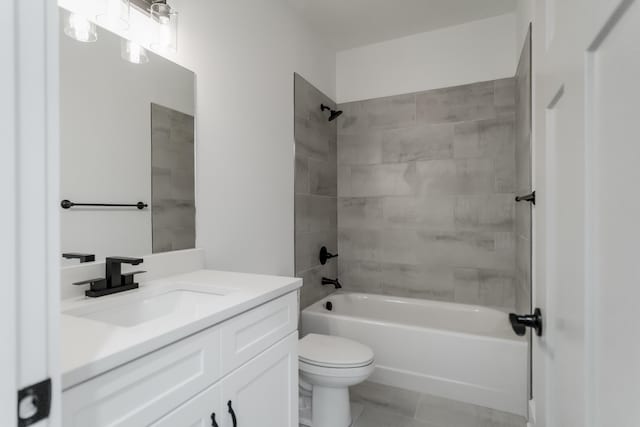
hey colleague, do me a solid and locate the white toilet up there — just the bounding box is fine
[299,334,375,427]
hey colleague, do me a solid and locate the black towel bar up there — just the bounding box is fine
[60,200,148,210]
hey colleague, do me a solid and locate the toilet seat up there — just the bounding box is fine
[299,334,374,369]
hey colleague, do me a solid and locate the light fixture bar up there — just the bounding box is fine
[130,0,153,13]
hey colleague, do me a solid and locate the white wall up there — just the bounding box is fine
[59,0,336,276]
[170,0,335,276]
[516,0,534,56]
[336,13,517,103]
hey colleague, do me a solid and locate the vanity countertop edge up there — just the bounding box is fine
[60,269,302,390]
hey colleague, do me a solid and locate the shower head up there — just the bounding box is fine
[328,109,343,121]
[320,104,343,122]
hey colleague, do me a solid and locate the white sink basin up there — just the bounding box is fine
[66,290,226,327]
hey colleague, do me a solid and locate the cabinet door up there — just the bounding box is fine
[151,383,222,427]
[220,332,298,427]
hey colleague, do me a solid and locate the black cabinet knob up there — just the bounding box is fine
[210,412,219,427]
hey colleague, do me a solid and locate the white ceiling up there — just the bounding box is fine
[288,0,517,50]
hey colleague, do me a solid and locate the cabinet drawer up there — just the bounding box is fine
[220,292,297,374]
[150,383,222,427]
[63,326,221,427]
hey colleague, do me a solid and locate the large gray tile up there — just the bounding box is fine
[353,406,424,427]
[416,81,496,124]
[337,164,352,197]
[454,194,515,232]
[494,150,516,193]
[308,158,337,196]
[381,124,454,163]
[363,93,417,130]
[350,163,419,197]
[453,267,516,309]
[413,231,516,271]
[381,263,455,301]
[338,228,382,262]
[351,381,420,418]
[338,259,383,294]
[338,132,384,165]
[295,116,333,162]
[455,158,496,195]
[415,393,526,427]
[414,160,458,195]
[295,195,337,233]
[295,154,309,194]
[338,197,384,229]
[453,117,515,160]
[381,196,456,231]
[494,78,516,114]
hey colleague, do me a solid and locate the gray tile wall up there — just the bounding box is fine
[337,79,518,309]
[294,74,339,309]
[515,28,533,314]
[151,103,196,253]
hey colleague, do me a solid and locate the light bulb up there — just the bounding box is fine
[150,2,177,53]
[64,13,97,43]
[121,39,149,64]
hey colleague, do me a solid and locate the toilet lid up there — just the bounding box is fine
[299,334,374,368]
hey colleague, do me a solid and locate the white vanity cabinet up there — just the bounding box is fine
[62,291,298,427]
[152,333,297,427]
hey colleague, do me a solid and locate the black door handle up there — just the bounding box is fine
[509,308,543,336]
[210,412,219,427]
[228,400,237,427]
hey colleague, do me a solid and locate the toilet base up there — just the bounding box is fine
[312,385,351,427]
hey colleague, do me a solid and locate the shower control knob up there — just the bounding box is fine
[319,246,338,265]
[509,308,543,337]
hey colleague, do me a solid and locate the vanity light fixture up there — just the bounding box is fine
[130,0,178,53]
[149,0,178,52]
[96,0,131,31]
[64,12,98,43]
[121,39,149,64]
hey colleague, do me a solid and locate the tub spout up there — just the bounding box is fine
[321,277,342,289]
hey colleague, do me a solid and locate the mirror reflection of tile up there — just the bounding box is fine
[151,103,196,253]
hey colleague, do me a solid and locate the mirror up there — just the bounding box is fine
[59,8,196,264]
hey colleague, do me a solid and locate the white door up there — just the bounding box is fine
[531,0,640,426]
[220,333,298,427]
[584,1,640,426]
[1,0,60,426]
[151,384,223,427]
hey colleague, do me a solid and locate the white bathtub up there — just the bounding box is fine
[301,292,527,416]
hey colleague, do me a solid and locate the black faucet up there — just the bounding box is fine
[73,256,145,298]
[62,252,96,263]
[321,277,342,289]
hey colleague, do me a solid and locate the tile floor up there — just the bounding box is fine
[350,381,526,427]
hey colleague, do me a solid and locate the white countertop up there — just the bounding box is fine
[61,269,301,390]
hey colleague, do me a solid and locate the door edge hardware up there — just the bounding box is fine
[509,308,543,337]
[18,378,51,427]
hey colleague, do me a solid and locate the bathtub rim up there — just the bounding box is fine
[302,291,527,343]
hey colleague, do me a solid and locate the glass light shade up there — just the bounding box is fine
[121,39,149,64]
[96,0,130,31]
[64,13,98,43]
[150,2,178,53]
